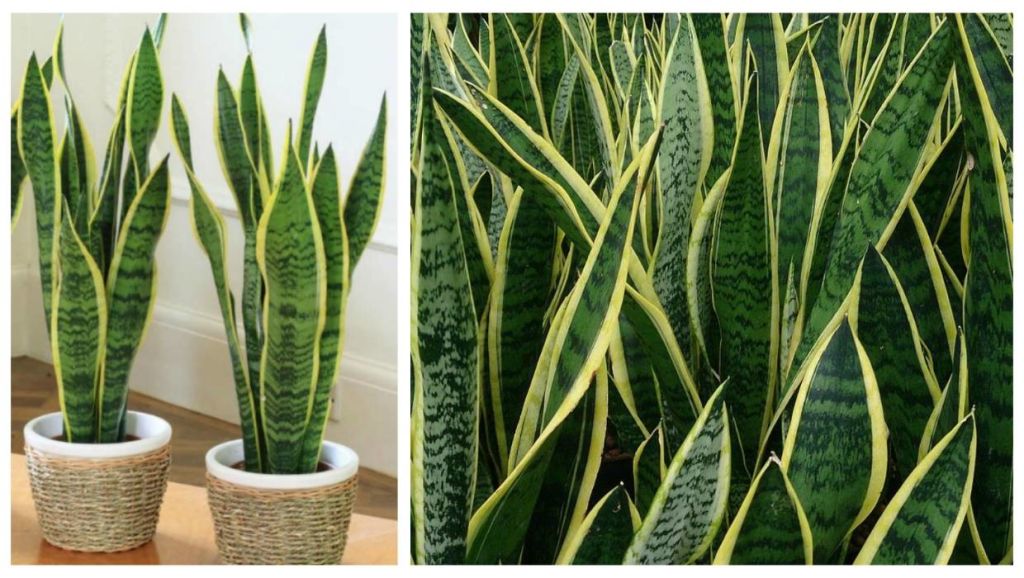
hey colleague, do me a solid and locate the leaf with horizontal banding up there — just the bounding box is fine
[793,22,955,381]
[773,46,832,310]
[782,319,887,562]
[692,13,736,186]
[343,95,388,271]
[12,109,27,224]
[466,148,641,564]
[855,246,937,481]
[125,28,162,176]
[809,14,849,156]
[624,382,730,565]
[652,14,708,353]
[17,53,61,331]
[559,485,638,564]
[714,458,813,564]
[958,14,1012,149]
[297,25,327,166]
[170,94,263,472]
[491,14,546,137]
[98,157,171,442]
[51,206,106,443]
[238,55,263,180]
[214,69,257,227]
[451,16,487,87]
[256,130,327,474]
[412,93,479,564]
[919,331,967,459]
[712,70,776,475]
[487,188,556,465]
[860,16,901,126]
[739,14,787,151]
[298,147,349,473]
[960,60,1012,563]
[855,415,976,564]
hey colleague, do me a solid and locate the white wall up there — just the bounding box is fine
[11,14,398,476]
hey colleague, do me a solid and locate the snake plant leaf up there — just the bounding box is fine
[467,149,641,564]
[40,56,54,88]
[98,157,171,442]
[255,130,327,474]
[714,458,814,564]
[559,485,638,564]
[773,45,832,311]
[861,16,902,126]
[214,69,257,227]
[91,101,130,277]
[919,331,968,458]
[298,147,349,472]
[855,246,938,481]
[343,95,388,271]
[17,53,61,331]
[491,14,547,137]
[652,14,709,352]
[170,94,263,472]
[958,14,1013,149]
[693,13,736,186]
[238,55,264,181]
[521,374,605,563]
[51,207,106,443]
[794,21,955,379]
[738,14,787,151]
[854,414,977,564]
[60,101,96,240]
[12,109,27,224]
[624,382,730,565]
[433,86,595,250]
[412,96,480,564]
[782,319,887,562]
[487,188,556,465]
[632,426,665,517]
[535,15,569,129]
[126,27,162,176]
[153,14,169,49]
[810,14,850,155]
[960,60,1012,563]
[712,70,777,475]
[451,16,487,87]
[297,25,328,166]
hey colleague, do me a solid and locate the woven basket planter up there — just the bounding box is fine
[206,439,359,565]
[23,411,172,552]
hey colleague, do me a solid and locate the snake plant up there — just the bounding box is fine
[411,13,1011,565]
[14,16,171,443]
[170,14,388,475]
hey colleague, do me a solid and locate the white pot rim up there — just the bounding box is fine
[206,439,359,490]
[24,411,172,458]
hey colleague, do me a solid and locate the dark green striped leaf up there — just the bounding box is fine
[343,95,388,270]
[561,485,637,564]
[299,147,349,472]
[297,25,328,166]
[17,53,61,331]
[783,319,887,562]
[99,158,171,441]
[412,95,479,564]
[52,208,105,443]
[624,383,730,564]
[125,28,162,176]
[855,415,976,564]
[714,458,813,564]
[255,131,326,474]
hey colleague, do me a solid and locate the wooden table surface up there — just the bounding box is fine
[11,453,397,565]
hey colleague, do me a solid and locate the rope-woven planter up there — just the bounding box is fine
[23,411,172,552]
[205,439,360,565]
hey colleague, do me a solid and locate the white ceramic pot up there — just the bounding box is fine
[23,411,173,552]
[205,439,360,564]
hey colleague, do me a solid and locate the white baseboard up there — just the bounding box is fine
[10,267,398,477]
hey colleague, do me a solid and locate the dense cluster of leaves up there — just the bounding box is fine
[170,15,388,474]
[411,13,1012,565]
[14,17,172,443]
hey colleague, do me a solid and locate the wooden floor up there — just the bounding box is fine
[10,356,396,520]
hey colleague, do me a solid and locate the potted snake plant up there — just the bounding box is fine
[169,14,387,565]
[14,16,173,553]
